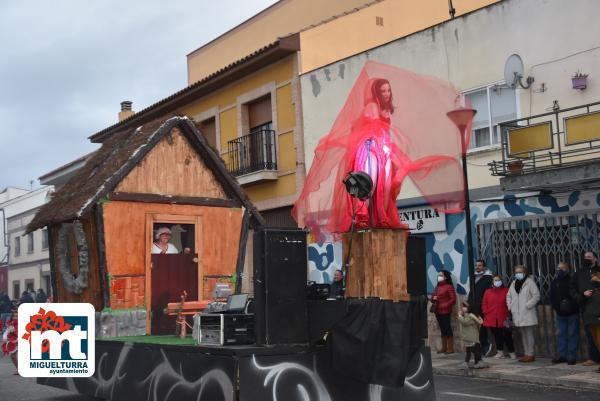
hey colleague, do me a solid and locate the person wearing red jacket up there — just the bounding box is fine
[431,270,457,354]
[1,308,18,372]
[482,275,515,359]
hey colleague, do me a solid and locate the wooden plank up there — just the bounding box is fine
[234,210,250,293]
[95,206,109,309]
[50,217,103,309]
[144,213,153,334]
[115,127,228,198]
[342,229,409,301]
[151,254,198,334]
[47,224,59,302]
[109,192,240,208]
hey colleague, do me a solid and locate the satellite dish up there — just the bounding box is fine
[504,54,534,89]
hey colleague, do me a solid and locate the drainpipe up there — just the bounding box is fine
[0,208,7,265]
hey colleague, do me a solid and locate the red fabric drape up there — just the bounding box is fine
[293,61,471,241]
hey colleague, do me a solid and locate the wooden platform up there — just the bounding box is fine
[343,228,409,301]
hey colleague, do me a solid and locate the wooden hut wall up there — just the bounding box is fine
[114,127,226,198]
[49,216,103,309]
[102,200,243,309]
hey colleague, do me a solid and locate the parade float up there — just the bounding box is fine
[27,61,473,401]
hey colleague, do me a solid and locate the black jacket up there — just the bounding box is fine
[18,292,35,305]
[468,270,493,316]
[550,273,578,316]
[0,293,11,313]
[570,263,600,312]
[330,281,345,298]
[583,284,600,325]
[35,291,48,303]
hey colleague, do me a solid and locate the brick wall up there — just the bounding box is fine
[109,276,145,309]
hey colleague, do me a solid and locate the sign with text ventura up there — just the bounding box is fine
[18,303,95,377]
[399,206,446,233]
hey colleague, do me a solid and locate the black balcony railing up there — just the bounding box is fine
[226,129,277,177]
[489,101,600,176]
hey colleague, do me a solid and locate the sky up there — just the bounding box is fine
[0,0,277,191]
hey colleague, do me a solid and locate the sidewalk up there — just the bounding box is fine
[432,352,600,392]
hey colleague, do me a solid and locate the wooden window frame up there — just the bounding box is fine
[144,213,202,334]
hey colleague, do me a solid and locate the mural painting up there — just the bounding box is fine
[309,189,600,295]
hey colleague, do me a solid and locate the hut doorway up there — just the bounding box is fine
[145,214,202,334]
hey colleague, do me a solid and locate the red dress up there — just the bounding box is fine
[482,286,509,328]
[2,318,18,355]
[432,282,456,315]
[291,61,469,241]
[339,114,411,230]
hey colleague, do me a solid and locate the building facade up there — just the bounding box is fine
[0,187,29,265]
[300,0,600,301]
[88,0,500,229]
[1,187,54,300]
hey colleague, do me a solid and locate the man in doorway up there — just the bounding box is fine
[571,250,600,366]
[330,269,345,299]
[468,259,494,357]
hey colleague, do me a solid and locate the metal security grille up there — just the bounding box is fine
[477,209,600,357]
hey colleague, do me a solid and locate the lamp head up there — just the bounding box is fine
[343,171,373,201]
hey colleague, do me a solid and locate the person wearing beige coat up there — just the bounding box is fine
[507,265,540,362]
[458,302,487,369]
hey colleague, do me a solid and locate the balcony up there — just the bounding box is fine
[489,101,600,192]
[226,129,278,185]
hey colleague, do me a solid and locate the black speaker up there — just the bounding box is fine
[253,228,308,344]
[406,235,427,296]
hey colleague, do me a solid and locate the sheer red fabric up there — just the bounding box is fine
[293,61,471,241]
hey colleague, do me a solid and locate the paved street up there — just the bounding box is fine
[2,355,600,401]
[435,374,600,401]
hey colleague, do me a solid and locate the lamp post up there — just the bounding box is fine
[446,102,477,297]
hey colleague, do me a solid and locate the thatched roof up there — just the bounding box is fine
[28,116,264,231]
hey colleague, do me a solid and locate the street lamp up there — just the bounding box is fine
[342,171,373,291]
[446,98,477,297]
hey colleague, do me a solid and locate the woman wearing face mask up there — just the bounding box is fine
[584,272,600,373]
[506,265,540,362]
[550,262,579,365]
[430,270,457,354]
[482,276,516,359]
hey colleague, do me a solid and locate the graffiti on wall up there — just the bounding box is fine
[307,190,600,295]
[308,241,343,284]
[41,340,435,401]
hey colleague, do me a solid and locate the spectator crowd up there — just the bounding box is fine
[430,251,600,372]
[1,287,50,374]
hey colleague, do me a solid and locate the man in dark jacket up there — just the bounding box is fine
[0,291,11,330]
[35,289,48,303]
[550,262,579,364]
[18,290,34,305]
[468,259,494,356]
[330,269,345,299]
[570,251,600,366]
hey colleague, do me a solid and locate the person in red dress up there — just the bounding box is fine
[292,61,469,242]
[431,270,457,354]
[342,78,412,229]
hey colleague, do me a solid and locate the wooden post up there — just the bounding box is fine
[342,228,409,302]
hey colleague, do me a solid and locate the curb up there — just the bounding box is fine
[433,365,600,392]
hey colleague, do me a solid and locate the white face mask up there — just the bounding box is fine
[493,280,502,288]
[437,276,445,283]
[515,272,525,281]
